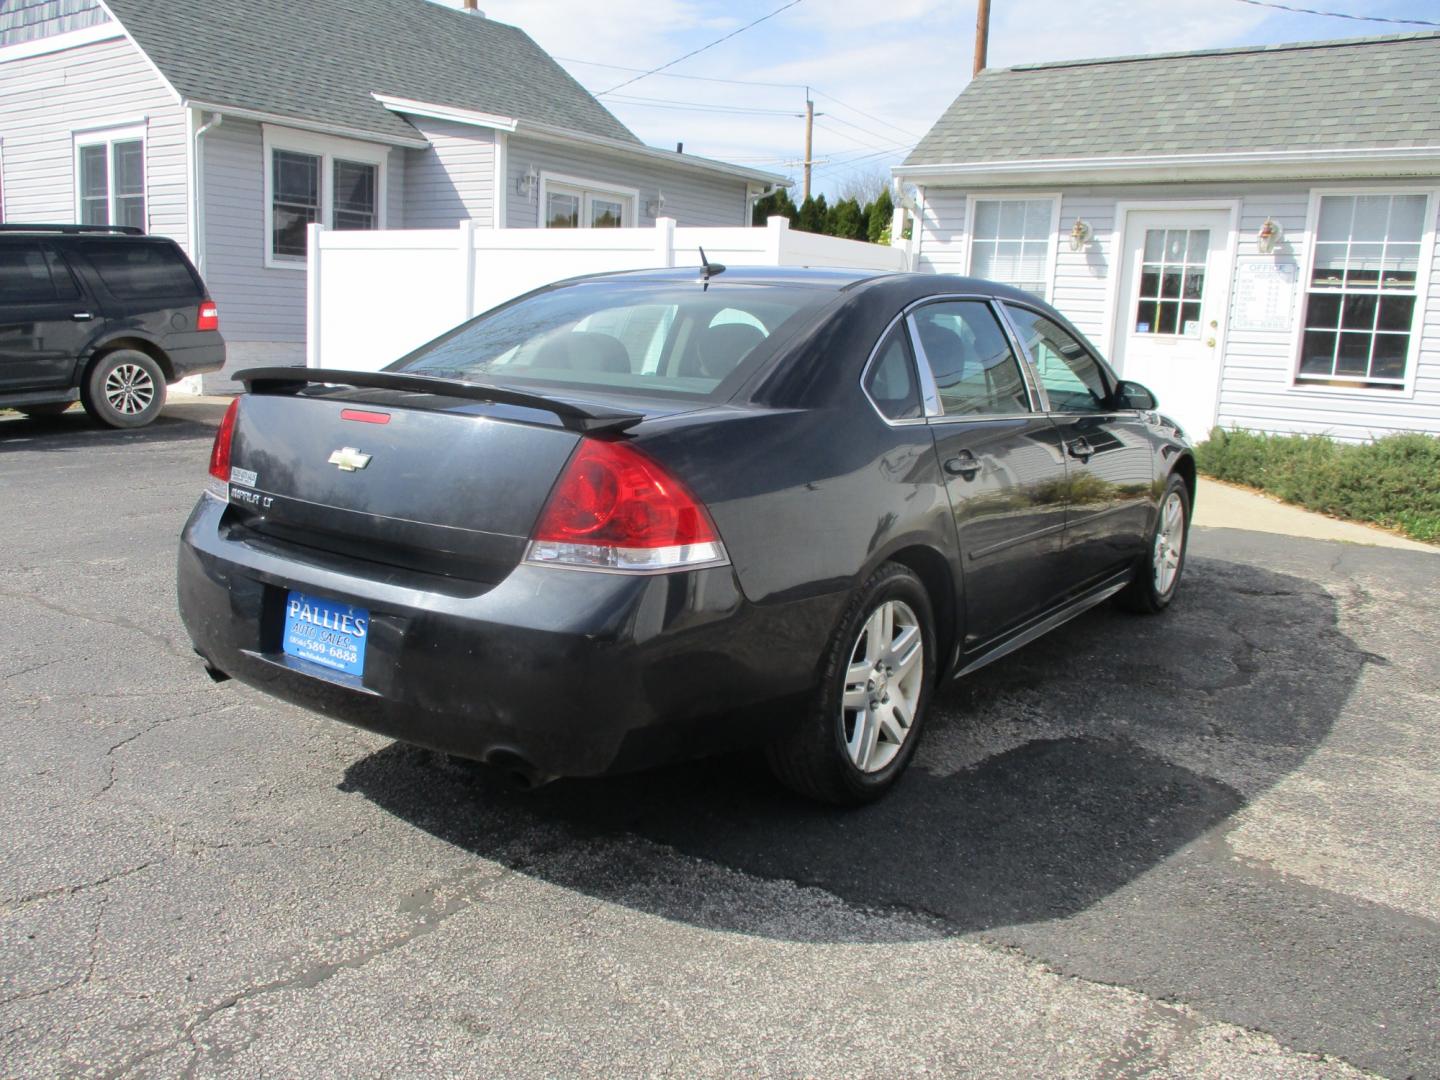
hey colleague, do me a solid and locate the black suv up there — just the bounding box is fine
[0,225,225,428]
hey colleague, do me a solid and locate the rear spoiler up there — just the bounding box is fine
[236,367,644,434]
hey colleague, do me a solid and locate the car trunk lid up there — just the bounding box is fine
[221,371,681,584]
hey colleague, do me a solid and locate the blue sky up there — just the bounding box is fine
[443,0,1440,202]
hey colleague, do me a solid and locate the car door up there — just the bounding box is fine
[1000,302,1155,592]
[908,298,1071,651]
[0,239,91,393]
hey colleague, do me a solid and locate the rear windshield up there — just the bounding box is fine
[79,240,200,301]
[393,280,837,400]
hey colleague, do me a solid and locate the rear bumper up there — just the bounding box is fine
[177,495,843,777]
[166,337,226,379]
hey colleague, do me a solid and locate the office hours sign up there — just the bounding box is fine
[1231,259,1299,333]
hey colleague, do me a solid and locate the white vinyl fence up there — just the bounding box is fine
[306,217,911,371]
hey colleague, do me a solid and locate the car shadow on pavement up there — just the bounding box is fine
[342,554,1367,939]
[0,403,225,452]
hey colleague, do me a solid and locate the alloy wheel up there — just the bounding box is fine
[104,362,156,416]
[840,598,924,773]
[1153,490,1185,595]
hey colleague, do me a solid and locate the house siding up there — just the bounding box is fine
[0,33,186,247]
[916,178,1440,440]
[200,117,404,388]
[401,117,493,228]
[505,133,748,230]
[0,0,108,46]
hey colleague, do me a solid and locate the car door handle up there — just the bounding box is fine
[1066,438,1094,462]
[944,450,981,480]
[71,312,94,321]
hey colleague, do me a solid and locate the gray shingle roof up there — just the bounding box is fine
[905,32,1440,167]
[104,0,639,145]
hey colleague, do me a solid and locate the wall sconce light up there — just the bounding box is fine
[1068,218,1092,252]
[1256,217,1284,254]
[645,190,666,217]
[515,166,539,199]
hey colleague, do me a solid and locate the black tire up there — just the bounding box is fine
[1116,472,1191,614]
[81,349,167,429]
[18,402,73,418]
[766,562,936,805]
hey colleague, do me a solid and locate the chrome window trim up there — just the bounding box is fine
[857,308,932,426]
[908,295,1043,420]
[997,299,1128,417]
[904,313,945,418]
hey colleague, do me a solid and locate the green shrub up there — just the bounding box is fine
[1197,428,1440,544]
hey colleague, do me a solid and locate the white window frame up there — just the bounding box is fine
[72,122,147,231]
[262,125,388,269]
[537,172,638,230]
[1286,186,1437,399]
[962,192,1061,300]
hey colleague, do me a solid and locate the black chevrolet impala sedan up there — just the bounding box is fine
[178,266,1194,803]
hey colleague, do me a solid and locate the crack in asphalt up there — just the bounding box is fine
[100,862,517,1080]
[0,584,196,663]
[0,896,107,1009]
[2,861,156,910]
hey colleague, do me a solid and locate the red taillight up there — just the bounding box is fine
[197,301,219,332]
[208,398,238,484]
[527,439,726,572]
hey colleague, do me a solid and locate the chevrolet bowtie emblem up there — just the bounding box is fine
[328,447,372,472]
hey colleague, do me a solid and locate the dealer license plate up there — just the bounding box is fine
[282,590,369,677]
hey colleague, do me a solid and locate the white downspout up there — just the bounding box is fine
[192,112,223,276]
[176,111,223,396]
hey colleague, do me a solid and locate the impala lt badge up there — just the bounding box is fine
[328,447,372,472]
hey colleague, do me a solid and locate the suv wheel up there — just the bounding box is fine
[82,350,167,429]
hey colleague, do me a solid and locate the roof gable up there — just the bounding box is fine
[103,0,639,145]
[905,32,1440,168]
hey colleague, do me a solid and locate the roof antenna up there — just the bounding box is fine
[698,246,726,287]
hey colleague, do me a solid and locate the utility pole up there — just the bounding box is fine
[973,0,991,77]
[802,92,814,202]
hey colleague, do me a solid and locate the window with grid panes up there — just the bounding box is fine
[1298,193,1428,389]
[78,137,144,230]
[1134,229,1208,337]
[968,199,1053,299]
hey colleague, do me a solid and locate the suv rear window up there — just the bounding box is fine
[395,280,836,400]
[79,240,199,301]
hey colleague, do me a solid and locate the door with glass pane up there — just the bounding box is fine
[1111,210,1234,439]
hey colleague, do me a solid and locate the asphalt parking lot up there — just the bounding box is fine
[2,402,1437,1079]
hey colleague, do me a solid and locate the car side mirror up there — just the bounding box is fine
[1114,380,1157,411]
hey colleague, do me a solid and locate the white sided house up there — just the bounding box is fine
[0,0,785,387]
[895,33,1440,442]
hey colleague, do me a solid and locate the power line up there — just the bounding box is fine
[560,56,920,143]
[608,94,800,117]
[814,112,912,148]
[558,57,806,90]
[1231,0,1440,25]
[594,0,808,96]
[810,89,923,141]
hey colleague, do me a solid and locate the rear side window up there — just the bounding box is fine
[912,301,1032,417]
[0,243,61,303]
[79,240,199,301]
[396,281,835,401]
[863,323,923,420]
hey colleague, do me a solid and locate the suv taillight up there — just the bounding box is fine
[206,398,239,499]
[197,301,220,332]
[525,439,728,572]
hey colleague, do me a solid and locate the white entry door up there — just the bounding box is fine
[1112,210,1234,439]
